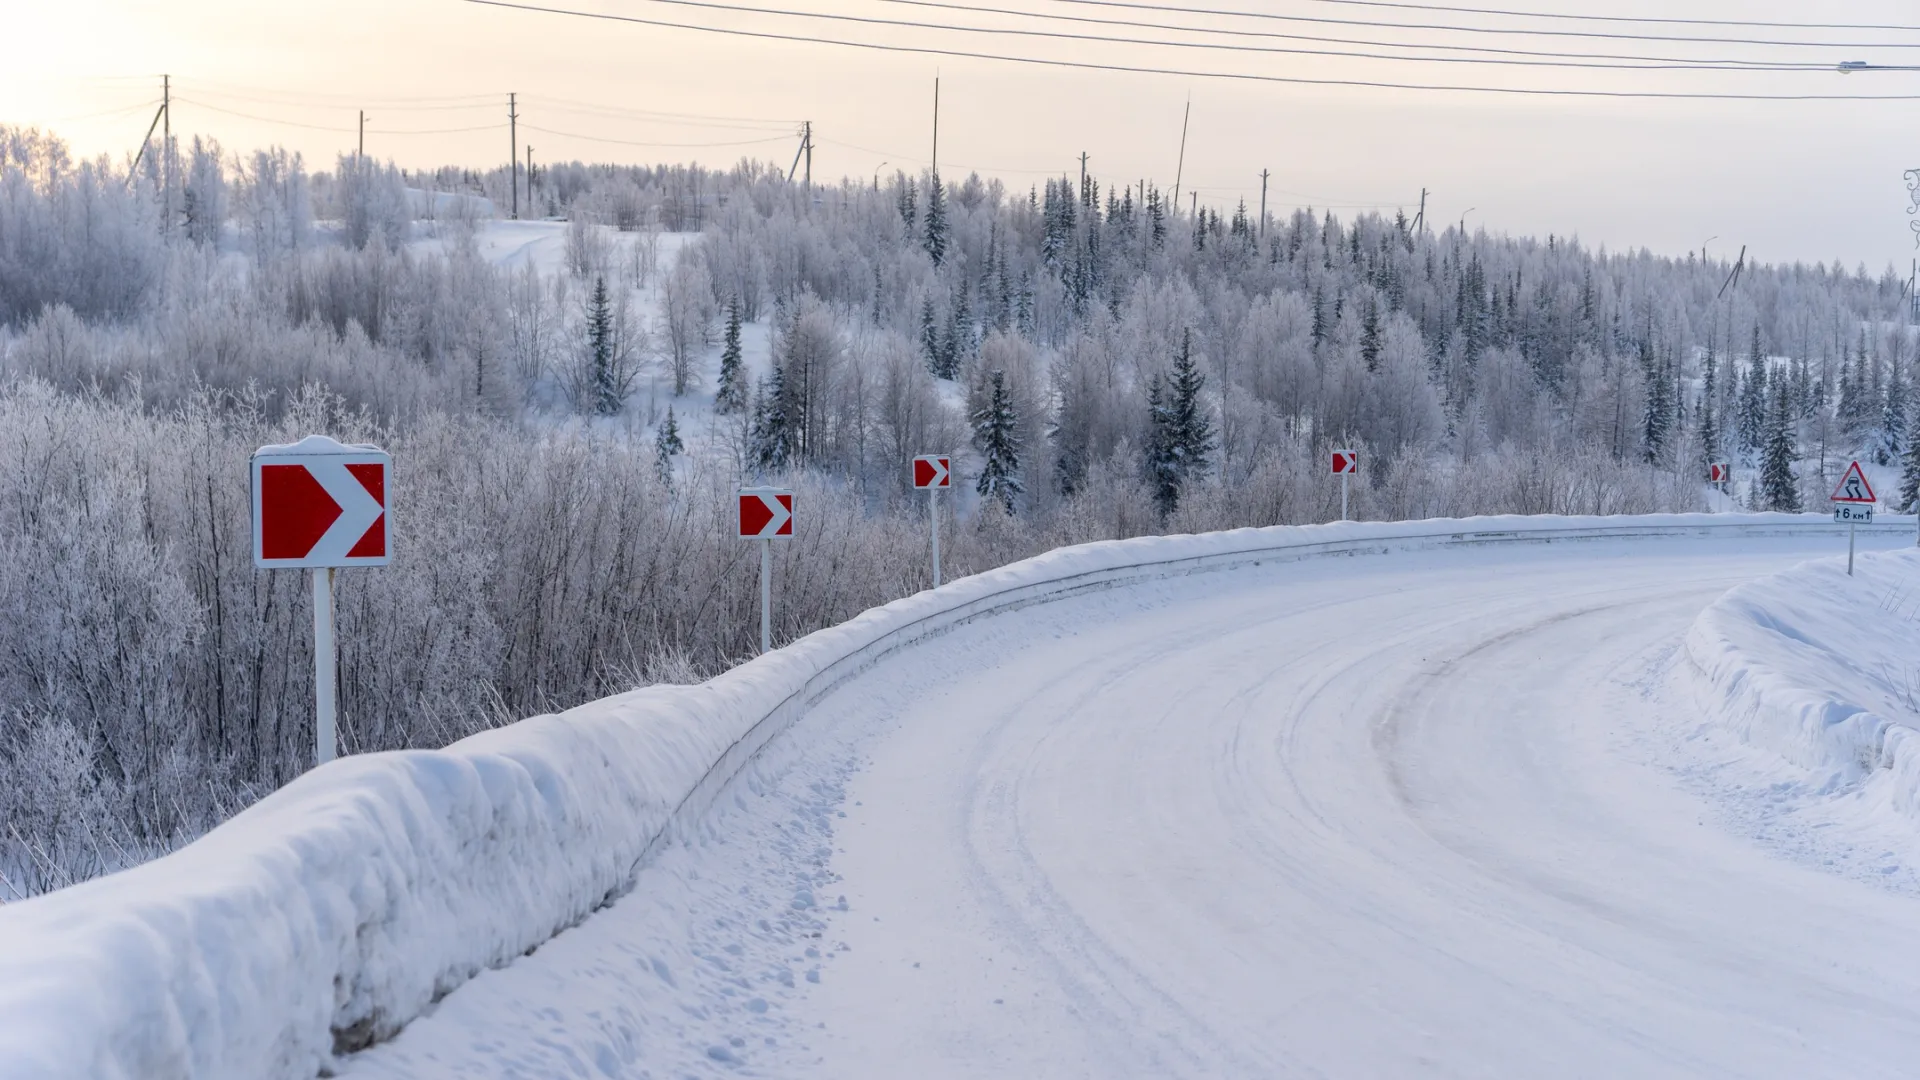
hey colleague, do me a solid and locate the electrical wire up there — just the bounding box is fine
[522,97,799,131]
[519,123,795,147]
[520,93,802,126]
[1300,0,1920,34]
[571,0,1854,72]
[174,98,507,134]
[880,0,1835,69]
[174,78,504,106]
[462,0,1920,99]
[1034,0,1920,49]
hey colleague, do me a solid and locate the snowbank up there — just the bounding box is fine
[0,512,1901,1079]
[1686,546,1920,816]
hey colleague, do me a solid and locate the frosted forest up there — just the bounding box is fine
[2,122,1915,895]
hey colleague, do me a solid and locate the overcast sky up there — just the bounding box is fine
[10,0,1920,272]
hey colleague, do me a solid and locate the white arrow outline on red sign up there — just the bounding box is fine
[1332,450,1357,475]
[741,490,793,537]
[303,460,385,561]
[914,455,951,489]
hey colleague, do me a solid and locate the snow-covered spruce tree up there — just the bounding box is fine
[1878,364,1906,466]
[587,275,621,415]
[1640,337,1671,465]
[749,367,793,472]
[971,369,1022,513]
[1737,327,1767,455]
[1146,330,1215,515]
[715,297,747,415]
[1759,379,1802,512]
[923,171,949,267]
[1901,406,1920,512]
[1698,342,1719,467]
[920,297,944,379]
[654,406,683,488]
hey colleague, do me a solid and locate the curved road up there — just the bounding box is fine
[348,534,1920,1079]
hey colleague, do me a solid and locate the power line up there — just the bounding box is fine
[173,98,507,135]
[855,0,1836,72]
[561,0,1856,71]
[882,0,1835,69]
[519,123,794,147]
[1300,0,1920,34]
[463,0,1920,99]
[1033,0,1920,49]
[171,78,503,107]
[520,94,802,126]
[521,97,799,131]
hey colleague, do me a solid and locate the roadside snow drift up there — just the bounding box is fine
[0,513,1900,1079]
[1687,546,1920,815]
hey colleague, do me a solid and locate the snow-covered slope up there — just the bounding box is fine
[0,514,1908,1078]
[1687,544,1920,819]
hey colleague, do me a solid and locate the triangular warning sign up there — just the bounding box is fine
[1831,460,1876,504]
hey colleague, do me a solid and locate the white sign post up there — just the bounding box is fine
[738,487,794,654]
[913,455,952,588]
[251,436,392,767]
[1830,460,1876,576]
[1331,449,1358,521]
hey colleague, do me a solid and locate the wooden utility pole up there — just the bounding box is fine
[1172,96,1190,216]
[508,92,519,220]
[804,120,813,191]
[526,145,535,212]
[358,110,367,163]
[1412,187,1428,233]
[931,77,941,178]
[1259,168,1269,239]
[1079,151,1088,201]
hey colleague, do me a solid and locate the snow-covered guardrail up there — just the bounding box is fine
[0,512,1905,1079]
[1686,545,1920,822]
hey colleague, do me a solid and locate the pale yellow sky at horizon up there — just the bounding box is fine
[9,0,1920,270]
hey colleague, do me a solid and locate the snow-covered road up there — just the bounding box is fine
[347,534,1920,1078]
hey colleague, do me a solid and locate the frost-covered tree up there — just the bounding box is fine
[586,276,621,415]
[1759,380,1801,512]
[1737,327,1768,455]
[923,172,949,267]
[1698,342,1719,467]
[971,369,1021,513]
[1901,406,1920,513]
[1146,329,1215,514]
[1878,362,1906,466]
[716,296,747,414]
[654,406,683,488]
[749,366,794,472]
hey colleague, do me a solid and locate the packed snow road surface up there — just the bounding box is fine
[348,533,1920,1079]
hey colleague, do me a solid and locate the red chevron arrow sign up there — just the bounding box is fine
[738,488,795,538]
[913,455,952,489]
[251,437,392,568]
[1331,449,1358,475]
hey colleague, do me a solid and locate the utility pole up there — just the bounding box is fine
[1079,151,1089,201]
[1172,96,1190,217]
[804,120,813,192]
[526,145,536,213]
[508,93,519,220]
[1412,187,1428,233]
[358,110,367,164]
[1259,168,1269,239]
[1191,191,1198,218]
[161,74,172,234]
[931,76,941,178]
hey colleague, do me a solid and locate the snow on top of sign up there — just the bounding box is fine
[253,434,386,458]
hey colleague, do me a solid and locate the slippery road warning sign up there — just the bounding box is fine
[251,436,391,568]
[1831,461,1876,504]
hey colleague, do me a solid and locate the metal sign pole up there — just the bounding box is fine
[930,486,942,588]
[313,567,337,765]
[1849,519,1857,576]
[1341,472,1350,521]
[760,537,773,654]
